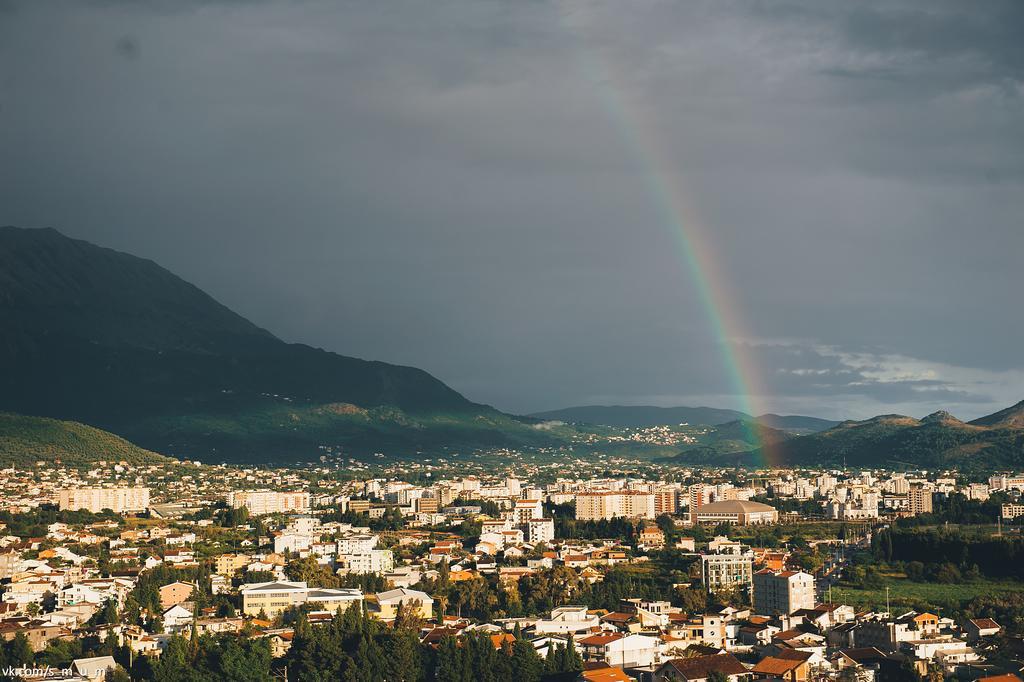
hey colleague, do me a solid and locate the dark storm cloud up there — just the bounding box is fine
[0,0,1021,420]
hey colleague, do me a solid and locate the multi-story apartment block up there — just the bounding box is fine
[1001,503,1024,520]
[989,475,1024,492]
[527,518,555,544]
[215,554,252,576]
[908,485,933,515]
[512,499,544,524]
[337,549,395,575]
[654,487,680,515]
[575,491,655,521]
[701,541,754,593]
[228,491,310,515]
[753,569,816,615]
[56,487,150,513]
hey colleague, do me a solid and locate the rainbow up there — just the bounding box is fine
[560,8,776,467]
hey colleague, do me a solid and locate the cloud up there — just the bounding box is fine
[0,0,1020,418]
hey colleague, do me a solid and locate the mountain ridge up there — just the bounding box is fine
[670,403,1024,470]
[0,226,548,462]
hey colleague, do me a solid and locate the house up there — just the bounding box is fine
[580,665,633,682]
[654,653,750,682]
[159,581,196,609]
[965,619,1002,642]
[264,629,295,657]
[751,649,813,682]
[0,621,74,652]
[162,604,194,633]
[639,525,666,549]
[72,656,118,682]
[577,632,660,669]
[535,606,601,635]
[372,588,434,621]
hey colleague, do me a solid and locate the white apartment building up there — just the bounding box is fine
[336,533,379,555]
[534,605,602,635]
[512,499,544,524]
[701,542,754,592]
[228,490,310,515]
[56,487,150,513]
[753,569,816,616]
[528,518,555,544]
[274,532,312,554]
[575,491,656,521]
[337,549,395,575]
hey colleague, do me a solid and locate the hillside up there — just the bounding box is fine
[755,413,840,434]
[655,419,794,465]
[0,412,170,467]
[670,405,1024,470]
[529,404,836,434]
[0,226,559,462]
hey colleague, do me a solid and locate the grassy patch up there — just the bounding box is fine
[830,576,1024,614]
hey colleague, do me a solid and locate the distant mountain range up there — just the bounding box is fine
[3,226,1021,470]
[529,405,839,434]
[667,404,1024,470]
[0,226,561,462]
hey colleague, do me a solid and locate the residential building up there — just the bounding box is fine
[372,588,434,621]
[56,487,150,513]
[908,486,933,516]
[578,632,660,669]
[654,653,750,682]
[527,518,555,544]
[337,549,394,574]
[701,542,754,593]
[158,581,195,609]
[575,491,656,521]
[1001,503,1024,520]
[228,491,310,515]
[535,605,602,635]
[753,570,816,616]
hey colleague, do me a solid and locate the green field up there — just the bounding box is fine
[830,574,1024,614]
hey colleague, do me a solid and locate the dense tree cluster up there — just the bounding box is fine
[129,632,273,681]
[876,528,1024,580]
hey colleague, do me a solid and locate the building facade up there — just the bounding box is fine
[56,487,150,513]
[753,569,816,616]
[575,491,656,521]
[228,491,310,515]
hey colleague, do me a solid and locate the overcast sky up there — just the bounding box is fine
[2,0,1022,420]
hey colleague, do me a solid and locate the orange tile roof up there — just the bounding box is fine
[582,666,632,682]
[578,633,624,646]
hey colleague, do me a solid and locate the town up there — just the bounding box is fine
[0,457,1022,682]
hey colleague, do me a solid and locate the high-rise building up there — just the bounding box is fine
[908,486,933,516]
[57,487,150,513]
[753,569,816,615]
[654,488,680,515]
[688,484,711,523]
